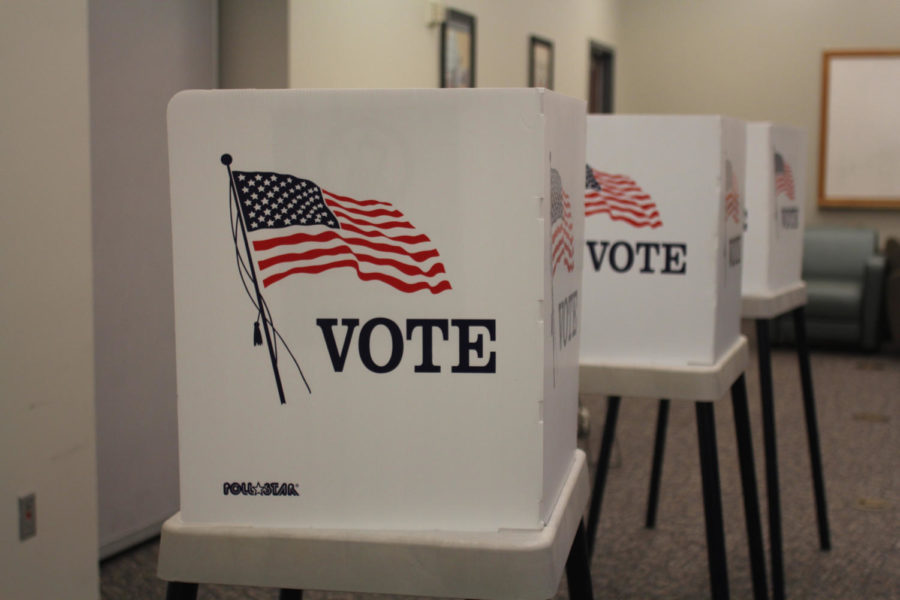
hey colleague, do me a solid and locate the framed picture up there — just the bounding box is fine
[818,49,900,209]
[441,9,476,88]
[529,36,554,89]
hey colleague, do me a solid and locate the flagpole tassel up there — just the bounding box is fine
[253,321,263,346]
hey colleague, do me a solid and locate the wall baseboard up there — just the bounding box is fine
[100,519,166,561]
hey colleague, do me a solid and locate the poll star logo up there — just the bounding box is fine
[222,481,300,497]
[584,164,662,228]
[221,154,453,404]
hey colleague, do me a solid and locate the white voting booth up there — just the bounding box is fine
[158,88,590,598]
[581,115,748,387]
[741,125,830,600]
[742,122,808,316]
[578,116,771,600]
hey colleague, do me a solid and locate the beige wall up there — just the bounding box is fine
[220,0,287,88]
[617,0,900,245]
[0,1,99,598]
[286,0,620,101]
[90,0,216,557]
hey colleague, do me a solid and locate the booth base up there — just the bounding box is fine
[741,281,807,319]
[579,336,749,401]
[157,450,589,600]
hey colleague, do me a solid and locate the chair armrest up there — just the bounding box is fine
[861,254,886,350]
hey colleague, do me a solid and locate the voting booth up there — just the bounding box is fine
[742,122,806,297]
[740,123,830,600]
[581,115,747,368]
[578,115,772,600]
[165,88,586,534]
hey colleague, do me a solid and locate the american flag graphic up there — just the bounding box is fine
[774,152,795,201]
[232,170,451,294]
[551,168,574,275]
[724,160,741,225]
[584,165,662,228]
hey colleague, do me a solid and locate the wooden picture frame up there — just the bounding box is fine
[440,9,476,88]
[529,36,554,89]
[818,49,900,209]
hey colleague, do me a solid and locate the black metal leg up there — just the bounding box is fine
[586,395,621,556]
[696,402,730,600]
[793,306,832,551]
[279,590,303,600]
[645,398,670,529]
[732,373,771,600]
[166,582,198,600]
[566,520,595,600]
[756,319,785,600]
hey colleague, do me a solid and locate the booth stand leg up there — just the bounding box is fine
[166,583,302,599]
[755,319,785,600]
[645,398,670,529]
[695,401,730,600]
[793,307,831,551]
[165,582,197,600]
[566,520,595,600]
[586,396,621,556]
[731,373,771,600]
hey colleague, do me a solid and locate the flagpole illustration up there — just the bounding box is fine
[222,153,287,405]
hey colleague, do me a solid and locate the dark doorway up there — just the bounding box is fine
[589,42,615,114]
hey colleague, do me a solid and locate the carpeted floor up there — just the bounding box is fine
[100,334,899,599]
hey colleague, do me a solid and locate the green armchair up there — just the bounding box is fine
[776,227,886,350]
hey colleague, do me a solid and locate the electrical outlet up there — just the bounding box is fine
[18,493,36,540]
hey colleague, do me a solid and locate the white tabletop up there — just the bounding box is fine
[741,281,807,319]
[579,335,749,401]
[157,450,589,600]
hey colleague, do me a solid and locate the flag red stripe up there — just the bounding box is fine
[553,235,574,255]
[258,245,447,278]
[725,168,741,223]
[253,229,440,262]
[586,200,661,220]
[321,189,392,208]
[585,207,662,228]
[553,239,574,262]
[587,191,656,206]
[594,184,648,197]
[338,221,432,244]
[553,260,575,275]
[588,168,664,227]
[594,174,635,185]
[552,222,574,242]
[327,204,403,219]
[262,259,452,294]
[329,208,415,230]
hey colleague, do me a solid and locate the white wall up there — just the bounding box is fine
[0,1,99,598]
[285,0,620,100]
[617,0,900,244]
[89,0,216,557]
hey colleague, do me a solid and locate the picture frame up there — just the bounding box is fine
[818,49,900,209]
[441,9,476,88]
[529,36,554,89]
